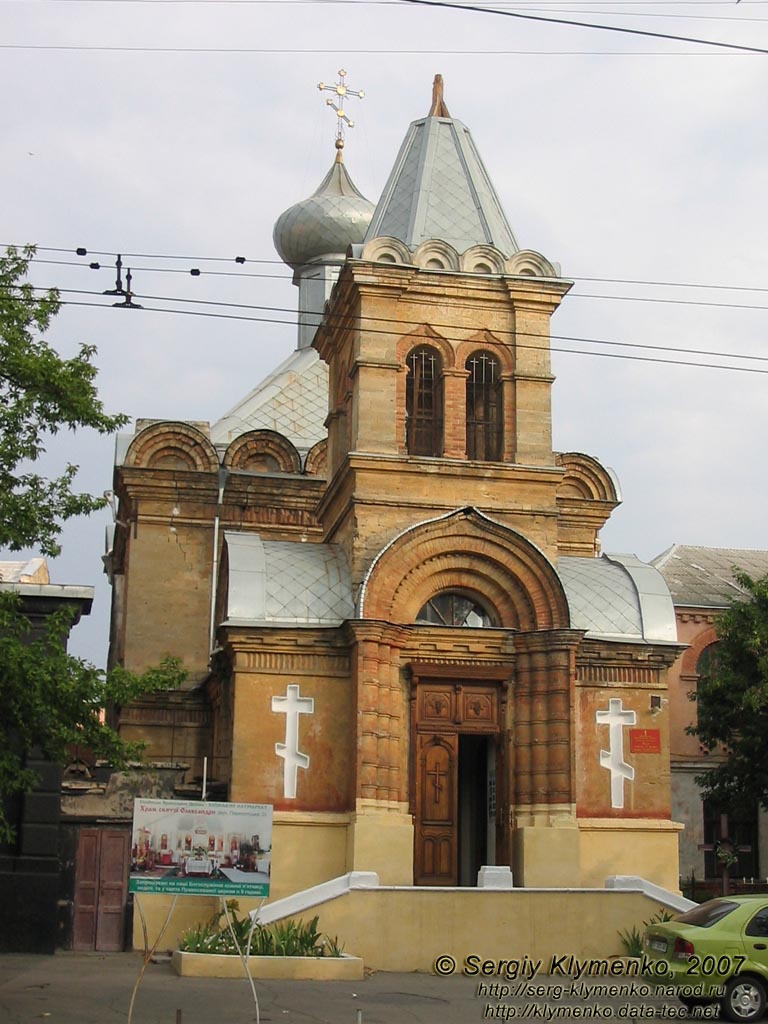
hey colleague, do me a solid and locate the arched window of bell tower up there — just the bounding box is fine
[416,591,496,628]
[406,345,444,457]
[466,350,503,461]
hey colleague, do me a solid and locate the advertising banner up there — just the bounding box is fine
[128,798,272,896]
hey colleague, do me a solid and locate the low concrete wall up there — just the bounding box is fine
[171,950,364,980]
[285,887,660,972]
[134,877,688,973]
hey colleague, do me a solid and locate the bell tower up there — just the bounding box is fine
[314,77,571,581]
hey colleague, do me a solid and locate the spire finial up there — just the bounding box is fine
[317,69,365,159]
[428,74,451,118]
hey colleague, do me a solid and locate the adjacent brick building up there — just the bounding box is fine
[653,545,768,890]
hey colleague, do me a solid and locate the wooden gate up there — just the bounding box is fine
[73,828,130,951]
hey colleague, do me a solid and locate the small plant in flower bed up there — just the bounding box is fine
[619,908,675,957]
[179,902,344,957]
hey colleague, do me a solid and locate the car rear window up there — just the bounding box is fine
[673,901,739,928]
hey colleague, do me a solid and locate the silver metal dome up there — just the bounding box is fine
[273,152,375,268]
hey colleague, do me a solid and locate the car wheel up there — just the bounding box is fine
[722,976,767,1022]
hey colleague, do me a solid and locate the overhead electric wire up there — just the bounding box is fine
[7,0,768,15]
[395,0,768,53]
[33,258,289,280]
[48,297,768,376]
[23,258,768,313]
[1,42,762,54]
[22,284,768,370]
[517,7,768,20]
[6,0,768,6]
[11,247,768,296]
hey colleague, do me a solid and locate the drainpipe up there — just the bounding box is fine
[209,465,228,656]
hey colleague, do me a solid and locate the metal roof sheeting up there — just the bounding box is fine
[223,532,354,627]
[365,115,519,257]
[558,553,676,642]
[211,347,328,451]
[652,544,768,608]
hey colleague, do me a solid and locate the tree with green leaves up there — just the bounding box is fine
[0,245,127,556]
[691,571,768,813]
[0,246,184,841]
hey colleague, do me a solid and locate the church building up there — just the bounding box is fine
[106,76,683,899]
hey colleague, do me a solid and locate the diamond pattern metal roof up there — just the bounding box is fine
[558,555,643,639]
[366,116,519,256]
[211,347,328,450]
[224,532,354,626]
[557,554,676,642]
[653,544,768,608]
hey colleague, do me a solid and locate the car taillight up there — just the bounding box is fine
[673,937,695,960]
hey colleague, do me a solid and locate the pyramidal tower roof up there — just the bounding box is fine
[364,75,519,257]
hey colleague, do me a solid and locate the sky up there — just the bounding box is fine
[2,0,767,667]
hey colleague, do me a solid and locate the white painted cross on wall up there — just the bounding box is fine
[596,697,636,810]
[272,684,315,799]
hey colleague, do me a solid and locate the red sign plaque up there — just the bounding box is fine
[629,729,662,754]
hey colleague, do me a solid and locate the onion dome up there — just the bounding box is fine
[273,145,374,267]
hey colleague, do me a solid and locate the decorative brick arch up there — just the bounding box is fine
[457,331,514,376]
[359,508,570,630]
[304,438,327,477]
[395,323,455,370]
[555,452,621,503]
[681,623,719,678]
[224,430,301,474]
[124,421,218,472]
[412,239,461,272]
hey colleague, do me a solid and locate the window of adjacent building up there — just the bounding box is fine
[417,592,495,628]
[466,351,503,461]
[702,800,759,881]
[696,644,718,684]
[406,345,443,457]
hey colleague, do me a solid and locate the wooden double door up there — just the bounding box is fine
[412,671,508,886]
[73,828,130,951]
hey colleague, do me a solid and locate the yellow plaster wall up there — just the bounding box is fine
[268,813,351,900]
[578,819,683,892]
[286,889,663,972]
[346,802,414,884]
[514,825,581,888]
[131,894,220,953]
[134,886,673,966]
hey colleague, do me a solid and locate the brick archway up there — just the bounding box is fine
[359,507,570,631]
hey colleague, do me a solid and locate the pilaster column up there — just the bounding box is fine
[514,650,533,808]
[442,368,468,458]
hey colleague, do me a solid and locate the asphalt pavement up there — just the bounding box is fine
[0,952,708,1024]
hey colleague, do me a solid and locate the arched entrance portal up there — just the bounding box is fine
[358,508,574,888]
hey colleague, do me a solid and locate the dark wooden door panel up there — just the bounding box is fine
[96,831,129,952]
[415,733,458,885]
[73,829,100,950]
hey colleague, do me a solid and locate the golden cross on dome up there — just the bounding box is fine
[317,69,364,154]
